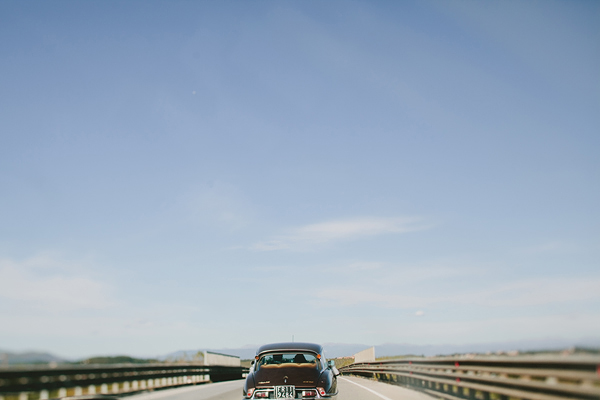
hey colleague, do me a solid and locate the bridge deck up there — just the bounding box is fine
[127,376,436,400]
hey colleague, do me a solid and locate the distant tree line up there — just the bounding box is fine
[78,356,160,364]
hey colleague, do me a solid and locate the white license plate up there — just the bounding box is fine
[275,385,295,399]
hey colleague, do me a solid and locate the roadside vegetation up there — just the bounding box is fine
[374,347,600,361]
[77,356,160,364]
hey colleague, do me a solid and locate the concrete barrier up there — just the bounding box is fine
[353,347,375,363]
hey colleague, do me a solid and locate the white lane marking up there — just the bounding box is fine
[340,377,394,400]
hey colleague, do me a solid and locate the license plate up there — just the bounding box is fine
[274,385,295,399]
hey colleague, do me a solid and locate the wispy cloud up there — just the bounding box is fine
[0,255,113,311]
[313,276,600,310]
[458,277,600,307]
[250,216,430,251]
[343,261,384,271]
[358,313,600,345]
[183,182,253,230]
[520,241,580,254]
[313,287,437,309]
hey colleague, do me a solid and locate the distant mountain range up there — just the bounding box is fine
[0,350,67,366]
[3,337,599,365]
[372,337,600,358]
[163,337,600,360]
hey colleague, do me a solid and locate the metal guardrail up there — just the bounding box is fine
[339,356,600,400]
[0,364,249,400]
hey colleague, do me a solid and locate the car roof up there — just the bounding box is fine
[256,342,323,356]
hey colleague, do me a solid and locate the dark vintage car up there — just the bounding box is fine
[243,342,339,399]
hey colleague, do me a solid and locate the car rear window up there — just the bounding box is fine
[256,352,318,370]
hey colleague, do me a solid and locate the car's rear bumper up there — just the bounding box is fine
[244,388,337,399]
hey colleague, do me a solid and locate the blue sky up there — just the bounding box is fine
[1,0,599,359]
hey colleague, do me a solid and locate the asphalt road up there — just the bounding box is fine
[127,376,435,400]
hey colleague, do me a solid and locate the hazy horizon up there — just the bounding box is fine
[3,336,600,362]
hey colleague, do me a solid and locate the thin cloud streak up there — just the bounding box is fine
[250,217,430,251]
[314,288,436,309]
[0,256,113,311]
[456,278,600,307]
[519,241,581,255]
[183,182,253,231]
[312,277,600,309]
[351,313,600,345]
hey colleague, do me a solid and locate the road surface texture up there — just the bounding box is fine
[338,376,435,400]
[127,376,436,400]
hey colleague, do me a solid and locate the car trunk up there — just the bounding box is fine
[253,364,321,388]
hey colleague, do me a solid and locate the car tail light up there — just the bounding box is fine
[255,392,268,398]
[302,390,317,397]
[246,388,254,397]
[317,387,326,396]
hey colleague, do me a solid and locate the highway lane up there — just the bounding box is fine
[127,376,435,400]
[127,380,244,400]
[338,376,435,400]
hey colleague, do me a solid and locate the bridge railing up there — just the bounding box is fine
[0,363,248,400]
[339,355,600,400]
